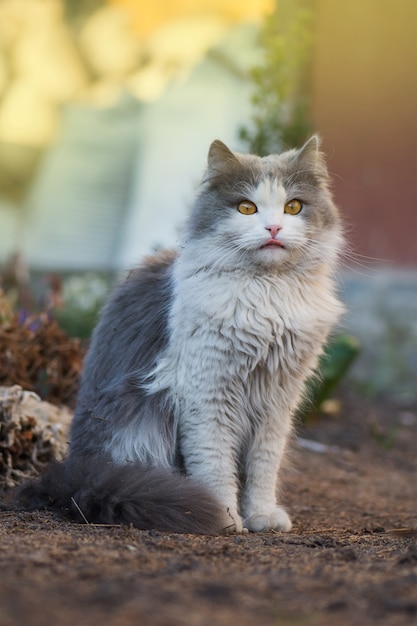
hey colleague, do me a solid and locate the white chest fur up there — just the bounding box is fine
[149,255,343,425]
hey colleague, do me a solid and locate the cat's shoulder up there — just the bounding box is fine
[126,249,178,283]
[115,249,177,293]
[105,249,177,314]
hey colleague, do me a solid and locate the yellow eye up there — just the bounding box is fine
[237,200,257,215]
[284,199,303,215]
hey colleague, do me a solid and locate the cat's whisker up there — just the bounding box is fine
[337,242,389,275]
[339,260,380,278]
[313,239,378,279]
[342,248,390,265]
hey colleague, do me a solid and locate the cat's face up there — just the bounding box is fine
[187,137,342,272]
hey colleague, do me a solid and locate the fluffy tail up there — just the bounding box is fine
[16,458,225,534]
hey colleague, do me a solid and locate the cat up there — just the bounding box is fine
[18,136,344,534]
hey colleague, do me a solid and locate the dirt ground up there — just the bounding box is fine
[0,389,416,626]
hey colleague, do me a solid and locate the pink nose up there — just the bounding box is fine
[265,225,282,238]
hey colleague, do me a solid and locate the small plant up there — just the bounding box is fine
[53,273,110,339]
[298,334,361,421]
[0,299,85,407]
[369,420,400,451]
[239,1,315,155]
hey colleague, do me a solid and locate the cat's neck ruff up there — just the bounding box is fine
[175,237,338,291]
[172,243,343,335]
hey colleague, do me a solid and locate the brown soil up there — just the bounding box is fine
[0,390,416,626]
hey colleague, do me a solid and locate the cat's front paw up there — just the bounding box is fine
[243,506,292,533]
[221,507,245,534]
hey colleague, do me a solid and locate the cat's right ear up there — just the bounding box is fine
[207,140,240,173]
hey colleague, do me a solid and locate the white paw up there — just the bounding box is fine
[221,507,245,534]
[243,506,292,533]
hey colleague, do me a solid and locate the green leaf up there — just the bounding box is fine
[299,334,361,421]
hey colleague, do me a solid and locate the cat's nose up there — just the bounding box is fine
[265,225,282,239]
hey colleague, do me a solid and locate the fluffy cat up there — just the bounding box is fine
[18,136,344,534]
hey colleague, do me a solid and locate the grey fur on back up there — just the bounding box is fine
[70,249,178,467]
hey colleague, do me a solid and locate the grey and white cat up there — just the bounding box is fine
[19,136,344,534]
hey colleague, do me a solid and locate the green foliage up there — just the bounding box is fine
[299,335,361,421]
[52,273,110,340]
[240,0,315,155]
[369,421,400,451]
[62,0,104,21]
[53,305,101,341]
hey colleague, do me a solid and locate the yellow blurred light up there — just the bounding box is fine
[127,64,172,102]
[109,0,274,36]
[0,80,58,145]
[79,6,143,78]
[124,16,228,101]
[0,51,7,98]
[0,0,274,137]
[0,0,87,144]
[145,16,226,63]
[14,23,86,102]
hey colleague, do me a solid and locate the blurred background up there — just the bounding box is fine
[0,0,416,404]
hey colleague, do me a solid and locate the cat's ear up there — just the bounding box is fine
[294,135,329,182]
[207,140,240,173]
[295,135,321,165]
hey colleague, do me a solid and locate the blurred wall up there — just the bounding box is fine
[0,1,267,273]
[1,0,415,273]
[311,0,417,266]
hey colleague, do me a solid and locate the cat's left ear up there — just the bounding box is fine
[294,135,329,181]
[296,135,321,164]
[207,140,241,173]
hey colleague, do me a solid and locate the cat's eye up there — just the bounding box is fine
[284,199,303,215]
[237,200,257,215]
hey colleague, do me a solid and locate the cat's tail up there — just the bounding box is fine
[16,457,226,534]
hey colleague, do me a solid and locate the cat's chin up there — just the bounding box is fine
[249,246,304,272]
[255,244,289,266]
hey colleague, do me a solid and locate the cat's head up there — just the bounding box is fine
[185,137,343,273]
